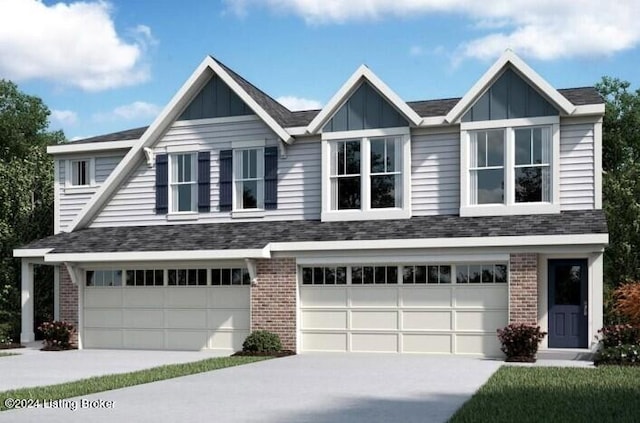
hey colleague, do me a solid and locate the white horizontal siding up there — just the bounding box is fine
[96,155,124,183]
[559,121,595,210]
[90,119,321,227]
[411,131,460,215]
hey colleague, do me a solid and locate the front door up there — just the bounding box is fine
[548,259,588,348]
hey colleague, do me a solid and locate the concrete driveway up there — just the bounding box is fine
[0,353,502,423]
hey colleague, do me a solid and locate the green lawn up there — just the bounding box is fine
[0,356,268,412]
[449,366,640,423]
[0,353,17,358]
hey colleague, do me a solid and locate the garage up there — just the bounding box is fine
[82,267,250,351]
[300,263,508,355]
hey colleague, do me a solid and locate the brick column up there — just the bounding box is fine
[509,253,538,325]
[251,258,297,351]
[59,267,79,346]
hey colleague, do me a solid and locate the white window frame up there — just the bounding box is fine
[321,127,411,222]
[169,152,197,214]
[233,147,265,211]
[460,116,560,217]
[65,158,95,189]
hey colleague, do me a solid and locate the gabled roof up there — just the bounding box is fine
[307,65,423,134]
[445,50,576,123]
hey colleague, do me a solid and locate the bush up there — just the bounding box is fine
[497,324,547,362]
[0,323,13,345]
[614,282,640,325]
[594,344,640,366]
[38,321,74,350]
[598,324,640,347]
[242,330,282,353]
[0,284,20,343]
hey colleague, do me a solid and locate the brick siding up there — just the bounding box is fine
[251,258,297,351]
[509,253,538,325]
[59,266,79,346]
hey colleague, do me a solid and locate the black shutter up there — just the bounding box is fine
[155,154,168,214]
[264,146,278,210]
[197,151,211,212]
[219,150,233,211]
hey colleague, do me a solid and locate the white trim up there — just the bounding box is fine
[165,144,201,154]
[20,259,35,343]
[45,248,271,263]
[460,203,561,217]
[445,50,575,124]
[166,212,199,221]
[286,126,308,136]
[13,248,53,258]
[63,186,97,195]
[69,55,291,231]
[231,209,266,219]
[65,157,96,188]
[54,160,60,234]
[47,140,137,155]
[170,114,259,128]
[297,253,510,265]
[53,265,60,320]
[460,116,559,131]
[573,104,605,116]
[322,126,410,140]
[244,258,257,283]
[594,118,603,209]
[307,65,422,134]
[231,139,266,149]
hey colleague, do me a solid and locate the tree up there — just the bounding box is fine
[0,79,63,341]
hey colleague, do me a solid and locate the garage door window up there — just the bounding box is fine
[168,269,208,286]
[352,266,398,284]
[86,270,122,287]
[211,268,251,286]
[125,269,164,286]
[456,264,508,284]
[403,265,451,284]
[302,267,347,285]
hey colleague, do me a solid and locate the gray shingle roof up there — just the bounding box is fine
[22,210,606,254]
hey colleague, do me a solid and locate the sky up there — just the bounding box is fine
[1,0,639,141]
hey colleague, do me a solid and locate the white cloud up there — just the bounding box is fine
[50,109,78,126]
[94,101,161,121]
[276,96,323,111]
[409,46,425,57]
[0,0,154,91]
[225,0,640,61]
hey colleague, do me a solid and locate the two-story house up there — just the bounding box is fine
[15,50,608,356]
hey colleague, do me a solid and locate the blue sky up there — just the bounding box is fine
[2,0,639,140]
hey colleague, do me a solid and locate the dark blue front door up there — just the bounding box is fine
[548,259,588,348]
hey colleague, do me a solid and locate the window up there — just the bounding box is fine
[515,127,551,203]
[125,269,164,287]
[323,129,409,221]
[403,265,451,284]
[302,267,347,285]
[168,268,207,286]
[234,149,264,210]
[456,264,508,284]
[86,270,122,287]
[211,268,251,286]
[170,153,197,212]
[70,160,90,186]
[470,130,504,204]
[351,266,398,284]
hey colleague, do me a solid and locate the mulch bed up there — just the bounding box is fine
[0,343,25,350]
[41,346,77,351]
[232,350,296,357]
[505,356,537,363]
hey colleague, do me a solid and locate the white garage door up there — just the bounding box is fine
[300,264,508,356]
[82,268,250,351]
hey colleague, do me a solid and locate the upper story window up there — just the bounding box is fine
[66,158,95,188]
[322,128,410,221]
[170,153,197,212]
[460,116,560,216]
[234,148,264,210]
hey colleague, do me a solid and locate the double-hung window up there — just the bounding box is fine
[323,129,410,221]
[170,153,197,212]
[470,130,505,205]
[234,148,264,210]
[66,158,94,188]
[514,127,551,203]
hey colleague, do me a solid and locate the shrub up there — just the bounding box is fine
[614,282,640,325]
[497,323,547,362]
[38,321,75,350]
[598,324,640,348]
[594,344,640,366]
[0,323,13,345]
[242,330,282,353]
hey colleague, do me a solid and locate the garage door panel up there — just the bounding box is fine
[123,289,164,308]
[351,311,398,330]
[401,288,451,307]
[455,287,508,308]
[455,334,502,355]
[166,310,207,329]
[303,332,348,352]
[456,311,508,332]
[210,287,250,308]
[208,310,249,330]
[166,330,208,350]
[351,333,398,353]
[166,288,208,308]
[123,309,164,329]
[403,311,452,331]
[403,334,452,353]
[85,309,122,328]
[84,329,122,348]
[85,290,121,308]
[300,288,347,308]
[123,330,164,349]
[302,310,347,330]
[350,288,398,307]
[209,330,248,351]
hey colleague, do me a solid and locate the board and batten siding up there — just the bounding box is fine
[411,130,460,215]
[90,117,321,227]
[559,120,595,210]
[58,155,125,232]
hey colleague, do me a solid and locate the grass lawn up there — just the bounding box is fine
[450,366,640,423]
[0,356,268,412]
[0,353,18,358]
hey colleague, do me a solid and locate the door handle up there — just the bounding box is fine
[583,301,588,317]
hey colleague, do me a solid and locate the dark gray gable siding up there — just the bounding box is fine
[462,68,558,122]
[178,75,253,121]
[323,81,408,132]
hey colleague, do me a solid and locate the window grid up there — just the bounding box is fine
[301,267,347,285]
[211,268,251,286]
[370,137,401,209]
[85,270,122,287]
[125,269,165,287]
[470,130,505,205]
[330,140,361,210]
[170,153,197,212]
[70,160,89,186]
[514,127,551,203]
[402,265,452,284]
[234,148,264,210]
[168,268,208,286]
[456,264,508,284]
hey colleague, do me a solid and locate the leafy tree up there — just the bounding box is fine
[0,79,63,340]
